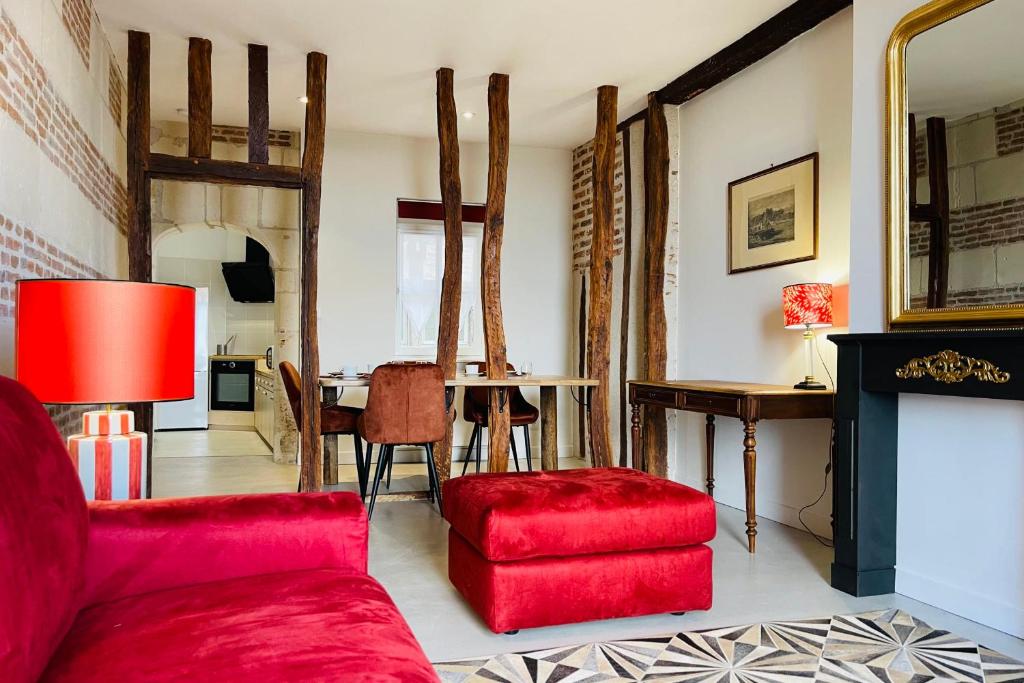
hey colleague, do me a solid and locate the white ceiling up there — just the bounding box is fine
[908,0,1024,119]
[95,0,794,149]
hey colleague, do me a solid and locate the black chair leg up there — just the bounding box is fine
[462,424,479,476]
[364,443,374,498]
[425,443,443,516]
[476,425,484,473]
[352,434,367,500]
[367,444,390,520]
[385,449,394,489]
[523,425,533,472]
[510,427,520,472]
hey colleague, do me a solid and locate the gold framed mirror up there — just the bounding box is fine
[886,0,1024,328]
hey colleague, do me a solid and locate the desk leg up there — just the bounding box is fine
[630,402,642,470]
[540,386,558,471]
[743,419,758,553]
[321,386,339,486]
[705,414,715,497]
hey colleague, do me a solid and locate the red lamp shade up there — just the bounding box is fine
[783,282,833,329]
[15,279,195,404]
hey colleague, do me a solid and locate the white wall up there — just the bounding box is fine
[851,0,1024,637]
[318,129,573,460]
[670,9,852,538]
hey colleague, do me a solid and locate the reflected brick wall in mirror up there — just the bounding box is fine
[909,97,1024,308]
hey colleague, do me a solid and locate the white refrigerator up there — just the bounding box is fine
[155,287,210,430]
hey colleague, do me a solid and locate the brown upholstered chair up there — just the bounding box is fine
[461,362,539,475]
[279,361,369,498]
[359,362,448,519]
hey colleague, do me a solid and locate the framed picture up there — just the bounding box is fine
[728,153,818,274]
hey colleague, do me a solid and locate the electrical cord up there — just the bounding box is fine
[797,333,835,548]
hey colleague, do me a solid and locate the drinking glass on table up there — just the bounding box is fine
[520,360,533,376]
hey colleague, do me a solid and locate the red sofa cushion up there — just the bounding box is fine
[0,377,88,683]
[449,529,712,632]
[41,569,438,683]
[443,467,715,561]
[83,492,369,606]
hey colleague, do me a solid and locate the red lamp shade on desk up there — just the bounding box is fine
[782,283,833,390]
[15,279,195,499]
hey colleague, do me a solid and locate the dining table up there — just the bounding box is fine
[318,374,598,485]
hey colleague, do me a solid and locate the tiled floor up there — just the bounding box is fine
[151,428,1024,668]
[437,608,1024,681]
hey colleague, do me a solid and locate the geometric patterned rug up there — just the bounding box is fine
[436,609,1024,682]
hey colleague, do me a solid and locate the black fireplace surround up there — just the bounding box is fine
[828,330,1024,596]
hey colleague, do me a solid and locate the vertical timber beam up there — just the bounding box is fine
[642,93,669,478]
[618,126,632,467]
[247,44,270,165]
[587,85,617,468]
[483,73,511,472]
[126,31,153,496]
[925,116,949,309]
[434,67,462,483]
[299,51,327,493]
[187,38,213,158]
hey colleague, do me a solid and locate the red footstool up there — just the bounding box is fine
[443,467,716,633]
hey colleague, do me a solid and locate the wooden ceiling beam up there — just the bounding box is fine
[187,37,213,158]
[617,0,850,131]
[247,44,270,165]
[148,153,302,188]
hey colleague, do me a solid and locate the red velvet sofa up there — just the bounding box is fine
[0,376,438,683]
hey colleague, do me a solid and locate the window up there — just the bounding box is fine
[396,220,483,358]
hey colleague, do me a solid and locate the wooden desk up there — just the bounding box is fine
[319,375,597,483]
[628,380,833,553]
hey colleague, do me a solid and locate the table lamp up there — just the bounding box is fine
[15,279,195,500]
[783,282,833,391]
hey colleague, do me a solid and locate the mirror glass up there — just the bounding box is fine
[904,0,1024,312]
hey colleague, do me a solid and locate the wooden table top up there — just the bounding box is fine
[629,379,834,397]
[320,374,598,388]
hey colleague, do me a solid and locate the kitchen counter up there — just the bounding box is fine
[210,354,266,361]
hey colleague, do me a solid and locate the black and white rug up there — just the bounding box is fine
[436,609,1024,682]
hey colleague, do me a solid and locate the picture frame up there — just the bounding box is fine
[728,152,819,274]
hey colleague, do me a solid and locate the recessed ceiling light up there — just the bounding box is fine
[297,95,309,104]
[462,111,475,120]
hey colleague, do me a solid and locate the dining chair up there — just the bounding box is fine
[461,361,538,475]
[359,362,449,519]
[280,361,369,498]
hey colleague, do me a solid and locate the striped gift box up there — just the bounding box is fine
[67,410,147,500]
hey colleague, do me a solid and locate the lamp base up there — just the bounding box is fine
[793,380,827,391]
[67,409,148,501]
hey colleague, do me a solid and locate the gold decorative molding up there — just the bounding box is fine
[895,349,1010,384]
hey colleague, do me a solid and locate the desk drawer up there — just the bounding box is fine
[683,393,739,415]
[632,386,679,409]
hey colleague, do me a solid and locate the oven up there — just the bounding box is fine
[210,359,255,411]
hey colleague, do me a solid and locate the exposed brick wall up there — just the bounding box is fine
[0,10,128,235]
[995,104,1024,157]
[571,134,625,273]
[211,124,297,148]
[0,211,106,319]
[1,212,107,439]
[108,59,122,128]
[60,0,91,68]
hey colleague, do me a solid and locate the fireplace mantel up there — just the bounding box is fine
[828,330,1024,596]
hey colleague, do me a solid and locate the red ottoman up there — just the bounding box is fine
[443,467,716,633]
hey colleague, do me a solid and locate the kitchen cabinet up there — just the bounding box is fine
[254,372,275,448]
